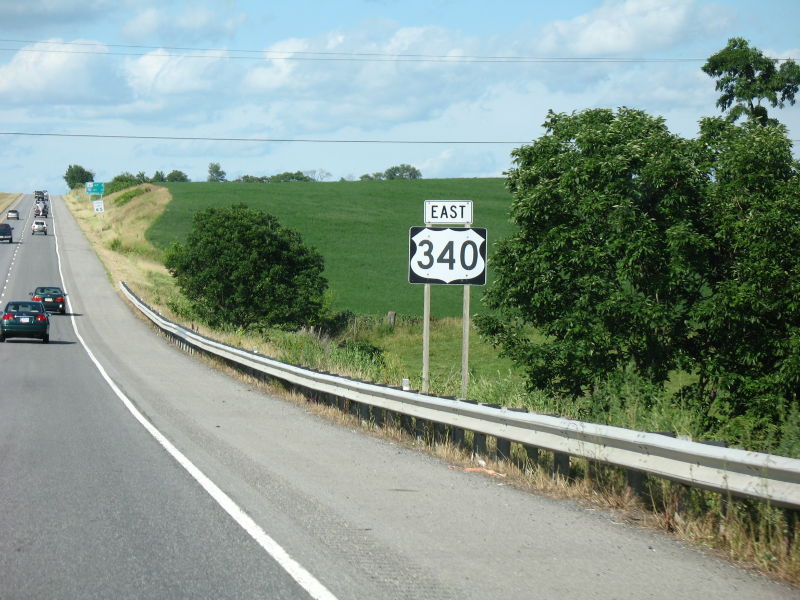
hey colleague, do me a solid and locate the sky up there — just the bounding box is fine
[0,0,798,193]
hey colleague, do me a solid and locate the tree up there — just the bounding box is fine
[164,204,328,330]
[64,164,94,189]
[310,169,332,182]
[476,108,709,398]
[684,117,800,443]
[384,164,422,180]
[166,170,190,182]
[702,37,800,125]
[152,170,166,182]
[105,172,139,195]
[135,171,149,184]
[269,171,314,183]
[207,162,226,182]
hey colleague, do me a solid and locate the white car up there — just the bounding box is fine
[31,220,47,235]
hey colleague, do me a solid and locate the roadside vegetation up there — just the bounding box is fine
[0,193,20,215]
[63,37,800,586]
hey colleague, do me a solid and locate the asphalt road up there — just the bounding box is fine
[0,193,797,599]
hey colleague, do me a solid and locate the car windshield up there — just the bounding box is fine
[36,287,62,294]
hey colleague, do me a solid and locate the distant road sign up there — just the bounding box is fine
[86,182,105,195]
[409,227,487,285]
[424,200,473,225]
[93,200,105,213]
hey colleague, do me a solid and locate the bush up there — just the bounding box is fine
[164,204,328,330]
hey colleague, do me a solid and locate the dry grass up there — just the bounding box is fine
[0,193,22,219]
[65,186,800,590]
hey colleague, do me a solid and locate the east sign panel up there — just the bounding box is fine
[408,227,487,285]
[424,200,473,225]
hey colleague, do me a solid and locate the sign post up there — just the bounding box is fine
[86,181,106,214]
[410,200,486,398]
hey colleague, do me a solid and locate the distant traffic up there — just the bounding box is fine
[0,191,68,343]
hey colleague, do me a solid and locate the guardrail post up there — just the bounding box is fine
[450,426,465,448]
[785,508,797,552]
[373,407,384,427]
[552,452,570,479]
[496,438,511,461]
[415,417,427,441]
[626,469,647,500]
[434,422,447,444]
[401,414,414,435]
[473,432,487,457]
[524,445,539,474]
[359,402,370,423]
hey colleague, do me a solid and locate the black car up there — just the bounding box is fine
[0,300,50,343]
[30,286,67,314]
[0,223,12,243]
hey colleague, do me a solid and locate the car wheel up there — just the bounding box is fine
[0,334,5,342]
[43,334,49,344]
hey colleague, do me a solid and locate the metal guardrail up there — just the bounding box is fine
[119,281,800,509]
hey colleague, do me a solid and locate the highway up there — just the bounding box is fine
[0,193,796,599]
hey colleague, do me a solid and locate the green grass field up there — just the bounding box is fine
[149,179,515,317]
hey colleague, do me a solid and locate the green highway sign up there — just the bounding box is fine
[85,181,105,195]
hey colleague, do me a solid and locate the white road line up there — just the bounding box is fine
[51,198,339,600]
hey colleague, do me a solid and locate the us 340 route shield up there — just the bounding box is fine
[408,227,487,285]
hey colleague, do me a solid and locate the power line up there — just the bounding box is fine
[2,38,796,64]
[0,130,796,144]
[0,131,527,144]
[0,38,713,63]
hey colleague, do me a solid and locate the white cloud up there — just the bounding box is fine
[0,40,123,105]
[0,0,113,26]
[121,4,246,42]
[537,0,731,55]
[123,48,234,97]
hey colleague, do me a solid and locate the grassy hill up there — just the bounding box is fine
[148,179,515,317]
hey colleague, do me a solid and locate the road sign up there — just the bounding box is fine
[409,227,487,285]
[93,200,105,213]
[86,182,105,195]
[424,200,473,225]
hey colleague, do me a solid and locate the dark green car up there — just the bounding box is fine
[0,301,50,343]
[30,286,67,314]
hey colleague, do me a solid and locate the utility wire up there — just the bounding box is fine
[0,131,527,144]
[0,38,796,63]
[0,131,796,144]
[0,38,714,63]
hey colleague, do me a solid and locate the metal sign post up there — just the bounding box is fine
[410,200,486,399]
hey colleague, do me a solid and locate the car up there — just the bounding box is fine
[30,286,67,314]
[31,220,47,235]
[0,223,12,243]
[0,300,50,343]
[6,209,18,220]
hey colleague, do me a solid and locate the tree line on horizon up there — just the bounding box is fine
[64,162,422,192]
